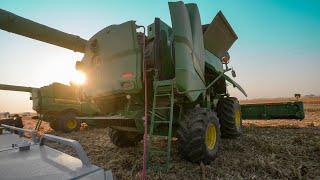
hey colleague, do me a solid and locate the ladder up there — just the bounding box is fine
[35,118,42,131]
[147,80,175,172]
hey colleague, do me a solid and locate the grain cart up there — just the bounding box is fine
[0,83,99,132]
[0,2,247,171]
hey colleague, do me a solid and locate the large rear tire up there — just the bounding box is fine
[108,128,143,147]
[217,97,242,138]
[177,108,221,164]
[60,113,81,133]
[49,120,60,131]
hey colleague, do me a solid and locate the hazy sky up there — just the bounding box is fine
[0,0,319,112]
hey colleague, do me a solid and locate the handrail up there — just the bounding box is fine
[39,134,91,167]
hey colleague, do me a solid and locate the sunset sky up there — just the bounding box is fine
[0,0,319,112]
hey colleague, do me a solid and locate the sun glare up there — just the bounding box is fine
[73,71,86,85]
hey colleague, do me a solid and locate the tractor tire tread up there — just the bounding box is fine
[108,128,143,148]
[217,97,242,138]
[177,107,221,165]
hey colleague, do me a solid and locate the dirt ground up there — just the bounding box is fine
[21,97,320,179]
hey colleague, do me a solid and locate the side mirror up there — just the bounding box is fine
[232,69,236,77]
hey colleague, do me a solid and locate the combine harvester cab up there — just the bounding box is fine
[0,125,113,179]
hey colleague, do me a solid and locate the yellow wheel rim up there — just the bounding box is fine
[206,123,217,150]
[235,108,241,129]
[67,119,77,129]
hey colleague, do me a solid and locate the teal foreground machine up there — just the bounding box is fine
[0,125,113,179]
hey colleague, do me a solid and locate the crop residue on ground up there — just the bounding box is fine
[22,97,320,179]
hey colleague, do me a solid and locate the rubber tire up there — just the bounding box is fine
[49,120,60,131]
[217,97,242,138]
[177,107,221,164]
[108,128,143,147]
[60,113,81,133]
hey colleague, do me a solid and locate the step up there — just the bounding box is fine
[156,87,172,92]
[153,121,170,124]
[155,94,171,97]
[154,107,171,110]
[154,79,175,87]
[152,135,169,139]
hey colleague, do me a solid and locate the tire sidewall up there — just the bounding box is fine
[206,112,221,159]
[49,120,60,131]
[234,99,243,134]
[177,108,221,164]
[108,128,143,147]
[217,97,243,138]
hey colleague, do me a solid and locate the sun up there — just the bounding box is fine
[72,71,86,85]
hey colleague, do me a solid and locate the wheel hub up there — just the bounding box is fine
[67,119,77,129]
[235,108,241,129]
[206,123,217,150]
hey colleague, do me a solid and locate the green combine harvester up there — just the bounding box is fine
[0,83,99,132]
[0,1,304,172]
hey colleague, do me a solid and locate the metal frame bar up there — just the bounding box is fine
[39,134,91,167]
[1,124,37,143]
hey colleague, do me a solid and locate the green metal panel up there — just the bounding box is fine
[204,49,224,73]
[40,97,81,113]
[40,83,78,100]
[40,84,54,98]
[39,83,80,113]
[241,101,305,120]
[147,20,172,40]
[186,3,205,81]
[80,21,142,98]
[147,19,175,80]
[0,84,34,92]
[169,1,205,102]
[52,83,78,100]
[31,89,41,112]
[37,83,99,115]
[0,9,87,53]
[80,102,99,115]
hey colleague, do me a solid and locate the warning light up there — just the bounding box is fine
[122,73,133,78]
[222,56,229,63]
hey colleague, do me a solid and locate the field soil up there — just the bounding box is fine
[21,97,320,179]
